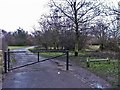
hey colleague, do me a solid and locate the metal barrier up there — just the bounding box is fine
[4,49,69,73]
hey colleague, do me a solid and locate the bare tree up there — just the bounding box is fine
[50,0,102,56]
[105,1,120,46]
[36,11,62,49]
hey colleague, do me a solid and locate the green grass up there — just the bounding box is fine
[88,60,119,87]
[39,52,64,58]
[28,48,65,58]
[89,61,119,78]
[69,55,119,88]
[8,46,27,50]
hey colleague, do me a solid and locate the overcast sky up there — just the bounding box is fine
[0,0,119,33]
[0,0,50,33]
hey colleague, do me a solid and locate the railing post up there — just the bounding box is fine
[66,50,69,70]
[38,52,39,62]
[8,49,10,71]
[4,51,7,73]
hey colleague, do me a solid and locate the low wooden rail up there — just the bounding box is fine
[86,58,110,67]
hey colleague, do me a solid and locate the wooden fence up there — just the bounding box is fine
[86,57,110,67]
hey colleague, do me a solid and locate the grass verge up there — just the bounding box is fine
[28,48,65,58]
[69,55,119,88]
[8,46,28,50]
[39,52,64,58]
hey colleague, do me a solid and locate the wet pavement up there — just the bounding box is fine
[2,47,112,88]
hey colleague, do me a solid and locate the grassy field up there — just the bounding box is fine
[88,60,119,78]
[8,46,28,50]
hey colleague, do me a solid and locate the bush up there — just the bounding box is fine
[100,40,120,52]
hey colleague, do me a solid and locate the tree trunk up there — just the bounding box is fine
[74,26,79,56]
[75,37,79,56]
[74,2,79,56]
[100,43,104,51]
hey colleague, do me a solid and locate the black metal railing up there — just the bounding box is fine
[3,49,69,73]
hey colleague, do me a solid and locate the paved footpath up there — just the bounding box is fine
[2,47,112,88]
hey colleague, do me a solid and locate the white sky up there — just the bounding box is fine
[0,0,50,33]
[0,0,119,33]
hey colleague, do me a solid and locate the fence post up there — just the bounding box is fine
[4,51,7,73]
[66,50,69,70]
[7,49,10,71]
[38,52,39,62]
[87,57,90,67]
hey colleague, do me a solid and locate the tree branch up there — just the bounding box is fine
[51,0,74,21]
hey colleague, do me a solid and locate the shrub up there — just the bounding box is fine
[100,40,120,52]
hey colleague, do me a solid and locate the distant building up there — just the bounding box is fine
[86,36,99,45]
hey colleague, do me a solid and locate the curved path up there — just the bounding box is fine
[2,47,112,88]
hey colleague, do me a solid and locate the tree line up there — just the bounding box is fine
[34,0,120,55]
[1,28,34,46]
[1,0,120,56]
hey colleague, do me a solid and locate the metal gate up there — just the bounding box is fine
[3,49,69,73]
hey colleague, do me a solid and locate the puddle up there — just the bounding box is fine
[14,80,21,83]
[90,83,105,89]
[14,72,27,79]
[58,71,60,75]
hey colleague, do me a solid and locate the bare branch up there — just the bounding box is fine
[78,2,102,23]
[76,0,86,11]
[51,0,74,21]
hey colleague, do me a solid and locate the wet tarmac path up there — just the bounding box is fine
[2,47,112,88]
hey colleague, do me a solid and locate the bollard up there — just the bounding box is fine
[38,52,39,62]
[4,52,7,73]
[7,49,10,71]
[66,51,69,70]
